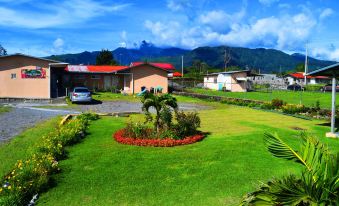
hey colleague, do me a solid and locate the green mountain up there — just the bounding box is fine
[46,44,336,73]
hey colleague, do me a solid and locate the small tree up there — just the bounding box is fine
[96,49,117,65]
[0,44,7,56]
[141,93,178,133]
[240,133,339,205]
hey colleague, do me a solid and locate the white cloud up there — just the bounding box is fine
[145,9,317,51]
[0,0,132,29]
[53,38,64,48]
[320,8,334,20]
[167,0,185,11]
[258,0,279,6]
[310,44,339,61]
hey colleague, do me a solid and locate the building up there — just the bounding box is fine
[284,72,330,86]
[0,54,174,99]
[247,74,286,89]
[203,70,250,92]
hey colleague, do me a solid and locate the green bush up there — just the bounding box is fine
[281,104,307,114]
[304,84,325,91]
[0,113,96,206]
[271,98,285,109]
[173,111,201,138]
[124,122,153,139]
[260,102,274,110]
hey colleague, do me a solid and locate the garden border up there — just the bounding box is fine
[113,129,205,147]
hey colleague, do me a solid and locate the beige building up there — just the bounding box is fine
[203,70,250,92]
[0,54,173,99]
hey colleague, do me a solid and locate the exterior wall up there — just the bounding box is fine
[217,74,232,91]
[203,76,218,90]
[0,56,51,98]
[230,72,247,92]
[128,65,169,94]
[69,73,124,91]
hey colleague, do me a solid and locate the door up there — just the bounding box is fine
[104,76,111,90]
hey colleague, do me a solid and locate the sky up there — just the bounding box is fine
[1,0,339,61]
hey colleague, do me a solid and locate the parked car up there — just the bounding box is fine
[287,84,302,91]
[320,84,339,92]
[70,87,92,103]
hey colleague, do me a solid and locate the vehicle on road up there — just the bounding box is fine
[320,84,339,92]
[70,87,92,103]
[287,84,302,91]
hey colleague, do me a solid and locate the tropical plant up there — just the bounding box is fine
[96,49,117,65]
[240,133,339,205]
[141,93,178,133]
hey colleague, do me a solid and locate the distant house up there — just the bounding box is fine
[284,72,330,86]
[247,74,286,89]
[203,70,249,92]
[168,71,182,78]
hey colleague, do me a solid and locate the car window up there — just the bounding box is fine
[74,88,89,93]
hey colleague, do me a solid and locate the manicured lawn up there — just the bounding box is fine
[92,92,140,102]
[36,102,339,205]
[188,88,338,109]
[0,117,61,177]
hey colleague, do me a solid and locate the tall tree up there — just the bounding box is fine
[96,49,117,65]
[0,44,7,56]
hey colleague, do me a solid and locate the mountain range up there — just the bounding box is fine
[46,41,336,74]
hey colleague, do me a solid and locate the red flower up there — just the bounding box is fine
[113,129,204,147]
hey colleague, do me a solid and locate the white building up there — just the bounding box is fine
[203,70,249,92]
[284,72,330,86]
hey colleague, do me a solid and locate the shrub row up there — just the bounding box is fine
[0,113,99,206]
[114,129,204,147]
[174,91,332,119]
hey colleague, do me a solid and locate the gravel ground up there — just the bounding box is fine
[0,107,73,143]
[0,101,210,143]
[78,101,210,113]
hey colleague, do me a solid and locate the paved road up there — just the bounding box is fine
[0,101,210,143]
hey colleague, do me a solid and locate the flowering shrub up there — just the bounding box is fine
[281,104,307,114]
[0,113,98,206]
[114,129,204,147]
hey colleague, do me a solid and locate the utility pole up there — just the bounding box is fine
[181,55,184,77]
[304,43,308,86]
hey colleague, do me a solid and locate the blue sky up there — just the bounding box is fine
[1,0,339,60]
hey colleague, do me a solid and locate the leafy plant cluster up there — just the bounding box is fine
[0,113,98,206]
[122,93,201,141]
[241,133,339,205]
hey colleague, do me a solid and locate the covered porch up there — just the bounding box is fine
[307,62,339,138]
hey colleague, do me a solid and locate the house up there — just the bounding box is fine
[247,74,286,89]
[0,54,174,99]
[203,70,250,92]
[284,72,330,86]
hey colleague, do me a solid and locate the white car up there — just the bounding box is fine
[70,87,92,103]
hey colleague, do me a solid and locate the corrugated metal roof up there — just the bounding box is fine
[288,72,329,79]
[130,62,175,70]
[65,65,128,73]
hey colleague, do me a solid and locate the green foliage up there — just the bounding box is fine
[241,133,339,205]
[295,63,305,72]
[304,84,325,91]
[0,113,97,206]
[271,98,285,109]
[281,104,307,114]
[141,93,178,132]
[96,49,117,65]
[172,111,201,138]
[124,122,152,138]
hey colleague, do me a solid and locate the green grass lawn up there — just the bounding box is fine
[0,117,61,177]
[92,92,140,102]
[188,88,338,109]
[35,101,339,205]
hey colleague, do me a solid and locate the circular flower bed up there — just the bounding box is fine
[113,129,204,147]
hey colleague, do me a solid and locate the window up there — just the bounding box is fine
[91,75,101,79]
[214,77,217,83]
[11,73,16,79]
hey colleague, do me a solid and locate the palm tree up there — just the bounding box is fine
[141,93,178,133]
[241,133,339,205]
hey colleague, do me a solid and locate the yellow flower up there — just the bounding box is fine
[8,186,12,190]
[0,188,2,192]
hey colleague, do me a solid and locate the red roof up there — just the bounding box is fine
[66,65,128,73]
[130,62,175,71]
[173,72,182,77]
[288,72,329,79]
